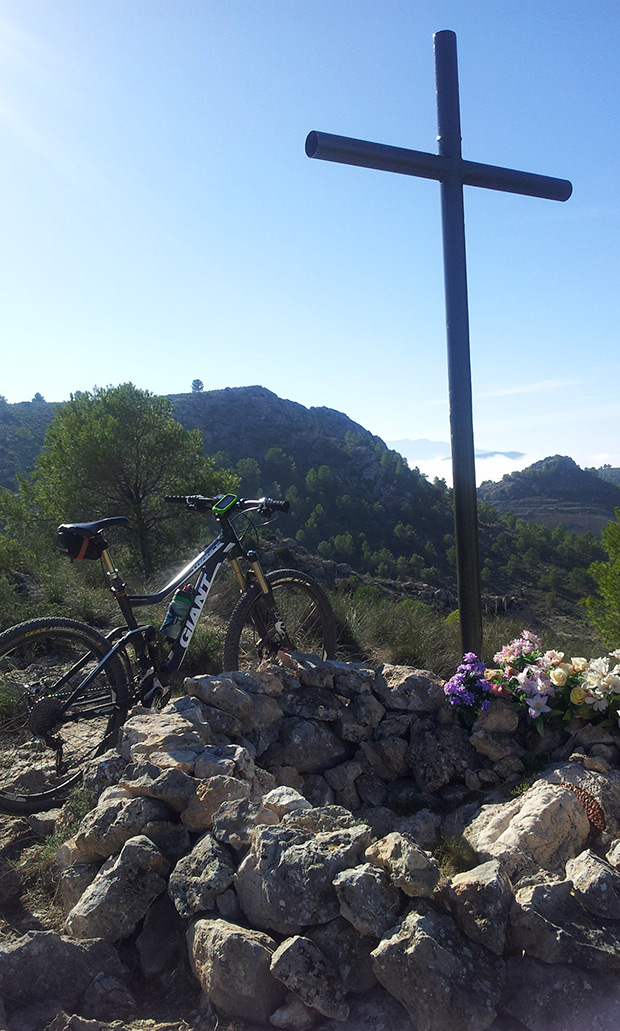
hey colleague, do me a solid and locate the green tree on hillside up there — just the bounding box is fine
[586,509,620,646]
[2,383,237,577]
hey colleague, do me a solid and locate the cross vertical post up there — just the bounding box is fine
[435,30,481,657]
[305,29,572,659]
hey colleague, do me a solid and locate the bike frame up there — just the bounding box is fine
[54,501,281,719]
[101,510,274,683]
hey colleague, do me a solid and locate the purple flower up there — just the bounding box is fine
[444,653,490,714]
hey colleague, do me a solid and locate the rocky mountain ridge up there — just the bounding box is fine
[2,391,618,541]
[169,386,385,472]
[477,455,620,535]
[0,388,386,494]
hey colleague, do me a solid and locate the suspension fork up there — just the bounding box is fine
[229,550,270,595]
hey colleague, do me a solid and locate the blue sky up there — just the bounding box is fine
[1,0,618,484]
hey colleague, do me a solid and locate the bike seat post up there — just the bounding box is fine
[101,546,127,595]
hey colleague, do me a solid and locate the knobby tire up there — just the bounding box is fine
[222,568,337,672]
[0,618,129,814]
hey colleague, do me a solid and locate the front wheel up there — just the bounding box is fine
[0,618,129,814]
[222,569,337,672]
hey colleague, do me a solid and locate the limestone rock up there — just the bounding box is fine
[118,759,197,811]
[357,805,398,841]
[28,808,61,838]
[446,859,514,955]
[247,692,284,739]
[181,774,251,832]
[566,848,620,919]
[393,808,441,850]
[500,953,620,1031]
[278,684,345,721]
[117,705,212,765]
[282,653,335,688]
[168,832,236,918]
[282,804,361,834]
[187,917,285,1023]
[270,991,319,1029]
[314,984,420,1031]
[330,663,376,698]
[59,862,101,914]
[365,831,440,897]
[65,835,170,941]
[270,935,349,1020]
[407,721,477,793]
[74,793,172,860]
[471,698,519,734]
[135,893,186,978]
[235,821,372,934]
[139,819,191,862]
[333,863,402,937]
[324,760,363,793]
[607,837,620,868]
[56,835,100,870]
[307,916,378,995]
[357,738,408,782]
[336,693,385,743]
[463,781,590,879]
[193,742,255,780]
[508,878,620,969]
[469,727,525,762]
[373,664,445,712]
[301,773,335,807]
[0,931,125,1010]
[371,906,504,1031]
[82,971,137,1022]
[541,762,620,839]
[262,785,312,817]
[263,717,347,773]
[212,796,280,851]
[355,773,387,807]
[82,748,130,798]
[0,855,23,906]
[224,667,285,696]
[374,713,411,739]
[185,674,254,721]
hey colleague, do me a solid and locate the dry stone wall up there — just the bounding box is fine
[4,653,620,1031]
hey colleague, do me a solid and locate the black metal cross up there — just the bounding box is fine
[305,29,572,659]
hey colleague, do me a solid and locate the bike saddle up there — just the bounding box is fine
[57,517,129,561]
[58,516,129,537]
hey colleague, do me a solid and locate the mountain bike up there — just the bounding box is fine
[0,493,337,814]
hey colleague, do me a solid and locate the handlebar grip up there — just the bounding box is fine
[265,498,290,513]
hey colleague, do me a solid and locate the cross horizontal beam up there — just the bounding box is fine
[305,130,572,202]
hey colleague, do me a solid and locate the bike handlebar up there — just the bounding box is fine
[163,494,290,516]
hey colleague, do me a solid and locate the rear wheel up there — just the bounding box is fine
[0,618,128,814]
[222,569,337,671]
